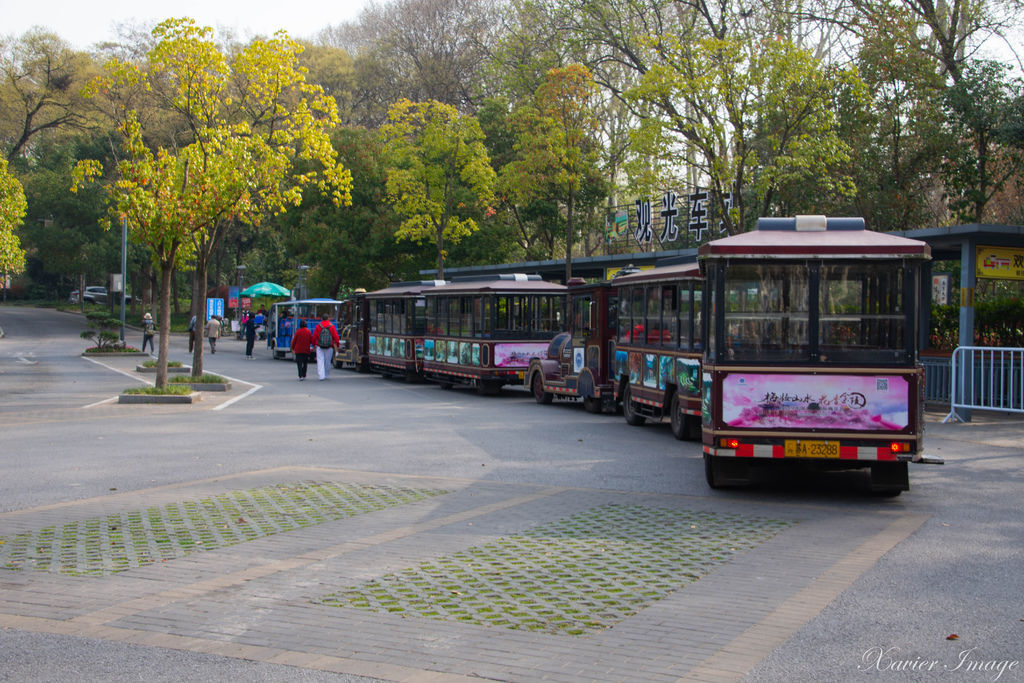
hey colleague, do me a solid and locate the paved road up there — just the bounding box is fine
[0,306,1021,682]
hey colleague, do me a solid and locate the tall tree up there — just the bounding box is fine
[323,0,501,125]
[76,18,353,381]
[942,58,1024,222]
[0,157,27,276]
[380,98,496,278]
[503,65,605,281]
[628,35,861,233]
[0,28,93,161]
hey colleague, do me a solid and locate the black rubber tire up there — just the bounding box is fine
[670,394,686,440]
[583,396,602,414]
[532,372,553,404]
[704,454,721,489]
[623,385,645,426]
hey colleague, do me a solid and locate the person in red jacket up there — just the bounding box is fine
[289,319,314,381]
[310,313,340,381]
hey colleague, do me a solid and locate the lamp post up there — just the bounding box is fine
[297,264,310,300]
[236,265,246,339]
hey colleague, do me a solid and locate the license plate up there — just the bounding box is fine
[784,440,840,458]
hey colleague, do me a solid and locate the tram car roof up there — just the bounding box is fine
[426,273,566,295]
[698,215,931,260]
[366,280,448,297]
[609,261,702,285]
[273,298,345,306]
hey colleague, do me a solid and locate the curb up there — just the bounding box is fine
[181,383,231,392]
[83,351,150,358]
[136,365,191,373]
[117,392,202,404]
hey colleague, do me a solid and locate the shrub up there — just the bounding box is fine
[930,300,1024,350]
[122,385,193,395]
[170,373,225,384]
[80,312,124,351]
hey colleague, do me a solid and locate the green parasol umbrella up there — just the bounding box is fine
[240,281,291,297]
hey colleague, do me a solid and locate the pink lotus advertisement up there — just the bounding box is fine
[721,373,910,430]
[494,343,549,368]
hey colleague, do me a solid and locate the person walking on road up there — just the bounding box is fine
[290,319,313,380]
[187,314,197,352]
[244,312,257,359]
[141,312,156,353]
[205,315,221,354]
[311,313,339,381]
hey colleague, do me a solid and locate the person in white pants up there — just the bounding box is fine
[311,314,339,381]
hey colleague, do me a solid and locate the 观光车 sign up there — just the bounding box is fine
[976,246,1024,281]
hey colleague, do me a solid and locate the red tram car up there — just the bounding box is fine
[699,215,932,494]
[612,261,704,440]
[335,290,369,371]
[365,280,447,380]
[527,277,619,414]
[421,274,566,394]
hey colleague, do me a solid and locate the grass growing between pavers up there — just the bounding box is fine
[318,504,792,636]
[0,481,447,576]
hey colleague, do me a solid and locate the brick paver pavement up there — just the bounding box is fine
[0,466,927,682]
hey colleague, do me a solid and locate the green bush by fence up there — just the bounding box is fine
[930,300,1024,350]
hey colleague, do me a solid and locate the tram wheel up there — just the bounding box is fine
[478,380,502,396]
[670,394,687,440]
[583,396,602,414]
[532,372,553,404]
[622,385,645,426]
[704,454,721,489]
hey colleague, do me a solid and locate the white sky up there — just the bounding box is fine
[1,0,369,50]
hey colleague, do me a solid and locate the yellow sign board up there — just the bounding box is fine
[606,265,655,280]
[976,246,1024,281]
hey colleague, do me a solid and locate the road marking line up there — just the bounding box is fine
[210,372,261,411]
[80,355,152,408]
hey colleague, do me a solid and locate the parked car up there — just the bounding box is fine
[69,286,131,305]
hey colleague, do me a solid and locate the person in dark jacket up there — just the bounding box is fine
[290,319,313,380]
[244,313,257,359]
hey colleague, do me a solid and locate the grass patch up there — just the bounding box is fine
[170,373,225,383]
[0,481,448,576]
[122,384,193,395]
[319,504,792,636]
[141,359,182,368]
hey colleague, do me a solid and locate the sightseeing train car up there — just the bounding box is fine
[526,277,620,413]
[611,261,705,440]
[699,215,932,494]
[335,290,369,371]
[421,274,566,394]
[267,298,343,359]
[365,280,447,380]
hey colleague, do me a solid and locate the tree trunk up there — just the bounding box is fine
[156,255,176,388]
[564,191,575,284]
[190,252,209,377]
[436,224,445,279]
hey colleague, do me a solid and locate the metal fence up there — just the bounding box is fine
[943,346,1024,422]
[922,355,952,403]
